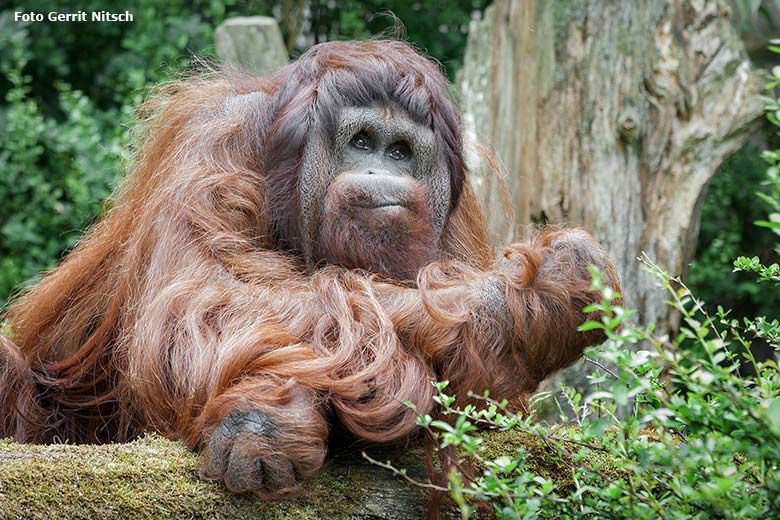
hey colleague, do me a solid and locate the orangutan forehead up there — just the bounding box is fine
[336,105,435,148]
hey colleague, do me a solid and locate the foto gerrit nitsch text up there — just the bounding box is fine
[14,11,133,22]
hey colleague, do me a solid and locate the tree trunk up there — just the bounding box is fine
[0,432,601,519]
[459,0,763,334]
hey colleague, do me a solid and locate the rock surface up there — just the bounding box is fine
[215,17,288,75]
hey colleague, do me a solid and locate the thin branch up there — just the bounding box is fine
[361,452,482,495]
[585,356,619,379]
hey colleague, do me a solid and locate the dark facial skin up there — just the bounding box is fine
[341,123,416,180]
[309,105,450,280]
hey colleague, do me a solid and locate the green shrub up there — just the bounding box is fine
[384,48,780,520]
[0,19,123,305]
[0,1,248,307]
[688,145,780,321]
[408,258,779,519]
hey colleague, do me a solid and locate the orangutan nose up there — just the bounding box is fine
[366,167,394,176]
[334,171,418,209]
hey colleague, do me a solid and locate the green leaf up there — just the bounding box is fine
[768,398,780,432]
[578,321,605,332]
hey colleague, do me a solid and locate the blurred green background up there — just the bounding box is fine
[0,0,779,326]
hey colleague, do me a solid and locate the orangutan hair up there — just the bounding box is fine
[0,40,619,499]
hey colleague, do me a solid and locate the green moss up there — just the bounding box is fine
[0,430,619,518]
[482,430,573,488]
[480,428,627,493]
[0,435,377,519]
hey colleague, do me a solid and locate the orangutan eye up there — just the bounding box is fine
[350,132,371,151]
[387,141,411,161]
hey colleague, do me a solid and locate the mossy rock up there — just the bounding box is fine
[0,430,613,519]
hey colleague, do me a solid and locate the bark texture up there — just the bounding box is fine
[459,0,763,331]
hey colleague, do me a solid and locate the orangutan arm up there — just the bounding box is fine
[205,228,619,443]
[381,228,619,403]
[143,229,616,497]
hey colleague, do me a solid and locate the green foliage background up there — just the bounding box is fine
[689,142,780,326]
[682,0,780,334]
[0,0,488,308]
